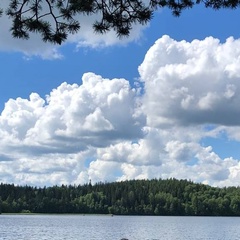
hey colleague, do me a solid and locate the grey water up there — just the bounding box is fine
[0,214,240,240]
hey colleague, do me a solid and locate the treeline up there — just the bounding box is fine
[0,178,240,216]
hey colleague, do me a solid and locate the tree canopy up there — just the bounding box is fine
[1,178,240,215]
[1,0,240,44]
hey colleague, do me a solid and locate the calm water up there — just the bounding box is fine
[0,214,240,240]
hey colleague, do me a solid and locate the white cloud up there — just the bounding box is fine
[139,35,240,127]
[165,141,199,162]
[0,72,145,186]
[1,35,240,187]
[68,14,147,49]
[0,2,63,59]
[1,72,144,151]
[134,35,240,186]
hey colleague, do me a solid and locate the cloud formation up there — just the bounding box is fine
[139,35,240,127]
[0,73,145,186]
[1,36,240,187]
[0,72,143,150]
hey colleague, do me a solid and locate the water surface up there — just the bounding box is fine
[1,214,240,240]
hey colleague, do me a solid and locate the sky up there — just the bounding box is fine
[1,2,240,187]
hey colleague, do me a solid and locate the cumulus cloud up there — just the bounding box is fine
[1,35,240,187]
[139,35,240,127]
[0,73,145,185]
[134,35,240,186]
[0,72,143,152]
[90,35,240,187]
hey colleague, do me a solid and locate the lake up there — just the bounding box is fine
[0,214,240,240]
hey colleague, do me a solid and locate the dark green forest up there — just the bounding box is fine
[1,178,240,216]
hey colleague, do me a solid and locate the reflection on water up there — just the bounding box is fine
[0,215,240,240]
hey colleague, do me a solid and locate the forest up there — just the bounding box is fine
[1,178,240,216]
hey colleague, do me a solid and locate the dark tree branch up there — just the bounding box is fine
[1,0,240,45]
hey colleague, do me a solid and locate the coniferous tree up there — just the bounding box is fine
[0,0,239,44]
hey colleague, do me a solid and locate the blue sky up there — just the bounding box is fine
[1,3,240,187]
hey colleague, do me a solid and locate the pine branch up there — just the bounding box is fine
[1,0,240,44]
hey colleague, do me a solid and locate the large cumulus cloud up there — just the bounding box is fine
[0,73,144,185]
[136,35,240,186]
[92,35,240,187]
[1,35,240,187]
[0,72,144,151]
[139,35,240,127]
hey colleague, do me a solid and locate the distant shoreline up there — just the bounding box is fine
[1,179,240,216]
